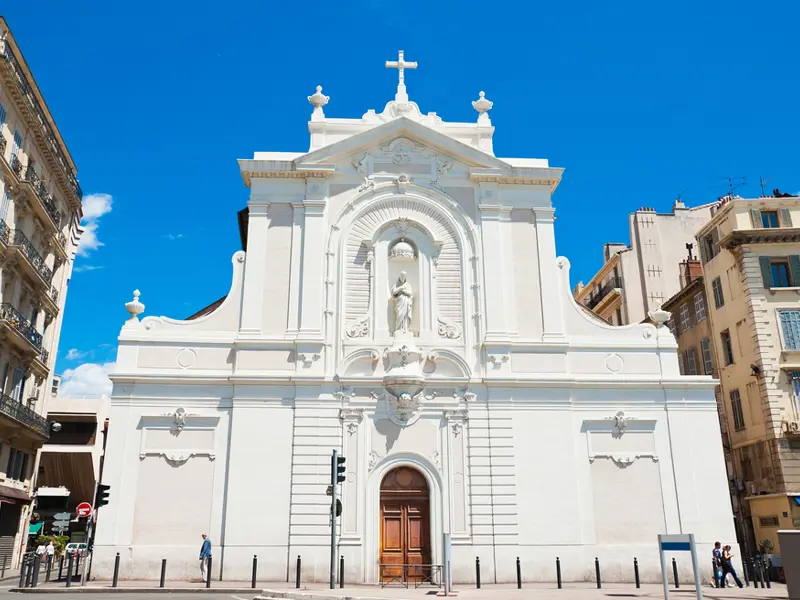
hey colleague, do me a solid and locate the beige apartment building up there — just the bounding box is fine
[574,199,714,324]
[0,17,83,565]
[695,195,800,556]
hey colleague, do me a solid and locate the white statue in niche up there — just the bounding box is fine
[391,271,414,334]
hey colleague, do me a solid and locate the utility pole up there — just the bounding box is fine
[329,450,345,590]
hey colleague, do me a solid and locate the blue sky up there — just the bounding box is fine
[4,0,799,395]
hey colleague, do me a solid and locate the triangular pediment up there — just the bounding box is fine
[296,118,510,171]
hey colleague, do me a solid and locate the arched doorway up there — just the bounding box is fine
[379,466,431,582]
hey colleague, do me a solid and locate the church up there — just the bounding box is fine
[93,53,736,584]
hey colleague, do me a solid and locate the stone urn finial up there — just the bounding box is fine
[649,304,671,328]
[125,289,145,321]
[472,91,493,124]
[308,85,329,119]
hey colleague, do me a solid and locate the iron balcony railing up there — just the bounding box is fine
[0,40,82,202]
[0,390,50,438]
[40,348,49,365]
[0,219,10,246]
[0,303,43,349]
[49,287,59,304]
[0,137,5,155]
[22,165,61,227]
[585,276,624,310]
[11,229,53,284]
[9,154,23,178]
[56,231,66,249]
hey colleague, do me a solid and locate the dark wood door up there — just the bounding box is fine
[380,467,430,582]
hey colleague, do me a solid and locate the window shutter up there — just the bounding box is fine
[759,256,774,288]
[789,255,800,287]
[699,238,709,263]
[750,208,762,228]
[780,208,793,227]
[711,227,720,250]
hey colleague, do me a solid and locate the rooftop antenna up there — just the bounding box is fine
[720,176,747,197]
[759,176,772,196]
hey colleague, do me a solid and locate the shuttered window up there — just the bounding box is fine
[761,211,779,228]
[712,277,725,308]
[694,293,706,321]
[677,351,685,375]
[750,208,762,227]
[0,191,9,222]
[721,330,734,366]
[685,347,698,375]
[760,255,800,288]
[700,337,714,375]
[679,303,691,332]
[779,310,800,350]
[730,389,745,430]
[11,129,21,156]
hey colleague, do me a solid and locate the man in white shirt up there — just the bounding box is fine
[45,540,55,566]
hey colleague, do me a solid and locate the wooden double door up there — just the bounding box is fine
[380,467,431,581]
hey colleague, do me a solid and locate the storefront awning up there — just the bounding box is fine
[793,496,800,506]
[28,522,43,535]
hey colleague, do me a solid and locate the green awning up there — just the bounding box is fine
[28,522,43,535]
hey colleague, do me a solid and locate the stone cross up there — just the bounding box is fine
[385,50,417,103]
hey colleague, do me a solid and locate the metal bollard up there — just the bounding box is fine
[58,555,64,582]
[46,555,53,583]
[18,555,27,589]
[672,557,679,588]
[743,556,750,587]
[252,555,258,589]
[634,557,640,589]
[595,557,601,589]
[516,557,522,589]
[761,556,771,589]
[476,557,481,589]
[205,556,212,588]
[112,553,120,587]
[1,554,6,578]
[74,553,81,579]
[31,555,41,588]
[296,555,301,589]
[66,553,74,588]
[753,557,763,588]
[26,555,34,587]
[339,555,344,589]
[159,558,166,588]
[556,557,562,589]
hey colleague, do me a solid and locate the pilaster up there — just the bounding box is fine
[239,199,270,336]
[534,207,566,341]
[286,203,305,337]
[478,183,511,341]
[339,408,364,544]
[298,181,327,339]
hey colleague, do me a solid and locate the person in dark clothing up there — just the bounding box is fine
[721,545,744,588]
[712,542,724,588]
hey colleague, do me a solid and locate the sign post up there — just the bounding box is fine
[658,534,703,600]
[437,533,456,597]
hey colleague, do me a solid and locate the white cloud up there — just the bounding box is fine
[163,233,184,241]
[64,348,87,360]
[73,265,104,273]
[59,362,115,397]
[78,193,113,257]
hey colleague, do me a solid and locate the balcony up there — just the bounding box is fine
[22,165,61,230]
[0,137,5,156]
[9,153,23,179]
[585,276,624,311]
[0,302,42,351]
[9,229,53,286]
[0,39,81,204]
[0,391,50,439]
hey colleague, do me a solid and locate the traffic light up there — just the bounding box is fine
[95,484,111,508]
[335,454,346,484]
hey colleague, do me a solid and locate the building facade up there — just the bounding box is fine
[575,201,715,324]
[94,56,734,584]
[695,196,800,557]
[0,18,83,566]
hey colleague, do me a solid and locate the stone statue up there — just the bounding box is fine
[391,271,413,333]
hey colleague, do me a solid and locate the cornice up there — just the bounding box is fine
[238,160,337,187]
[719,228,800,250]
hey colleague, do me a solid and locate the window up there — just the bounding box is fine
[679,303,691,332]
[685,347,698,375]
[0,101,5,126]
[790,373,800,413]
[780,311,800,350]
[11,367,24,401]
[730,389,745,430]
[700,338,714,375]
[762,211,779,228]
[699,228,720,262]
[721,330,735,366]
[712,276,725,308]
[760,255,800,289]
[11,129,22,157]
[694,293,706,322]
[759,516,780,527]
[0,191,9,222]
[5,448,28,481]
[677,351,685,375]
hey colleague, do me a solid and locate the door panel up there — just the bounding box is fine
[380,498,430,581]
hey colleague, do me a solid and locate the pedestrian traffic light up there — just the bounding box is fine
[95,484,111,508]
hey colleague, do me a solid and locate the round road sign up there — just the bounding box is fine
[76,502,92,518]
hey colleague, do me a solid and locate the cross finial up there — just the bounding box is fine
[385,50,417,103]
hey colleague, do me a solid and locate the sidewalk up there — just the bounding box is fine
[6,579,789,599]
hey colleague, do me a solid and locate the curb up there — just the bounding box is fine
[259,591,391,600]
[8,587,262,594]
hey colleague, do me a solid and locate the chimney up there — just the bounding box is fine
[680,259,703,288]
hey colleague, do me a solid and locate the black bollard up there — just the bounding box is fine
[46,555,53,583]
[761,556,771,589]
[476,557,481,589]
[634,557,640,589]
[516,557,522,589]
[26,555,34,588]
[160,558,166,588]
[339,555,344,589]
[252,555,258,589]
[2,554,6,578]
[556,557,562,589]
[31,555,41,588]
[112,553,120,587]
[296,555,301,589]
[205,556,212,588]
[743,556,750,587]
[18,555,27,589]
[58,555,64,582]
[74,553,81,579]
[595,557,601,589]
[66,553,74,588]
[753,557,763,588]
[672,557,679,588]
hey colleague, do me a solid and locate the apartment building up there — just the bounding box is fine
[0,18,83,565]
[574,200,714,324]
[696,195,800,556]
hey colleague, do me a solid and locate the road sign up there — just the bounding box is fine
[53,512,71,521]
[52,520,69,528]
[76,502,92,518]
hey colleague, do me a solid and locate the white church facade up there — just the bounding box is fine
[93,53,737,584]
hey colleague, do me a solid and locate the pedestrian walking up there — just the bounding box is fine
[712,542,723,587]
[199,533,212,581]
[721,545,744,588]
[35,542,46,558]
[45,540,54,566]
